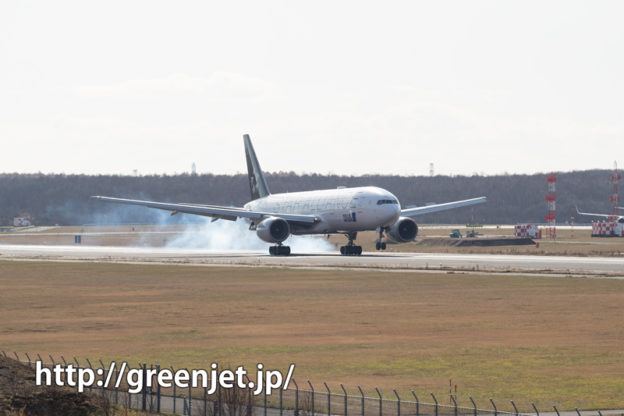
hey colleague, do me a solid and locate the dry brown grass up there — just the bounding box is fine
[331,228,624,257]
[1,261,624,410]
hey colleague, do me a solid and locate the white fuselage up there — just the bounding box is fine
[244,186,401,235]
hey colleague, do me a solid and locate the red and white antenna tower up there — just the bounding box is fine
[545,173,556,239]
[610,161,620,221]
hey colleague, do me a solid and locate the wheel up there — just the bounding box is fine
[340,246,346,255]
[381,242,386,250]
[280,246,291,255]
[356,246,362,255]
[269,246,275,255]
[375,242,381,250]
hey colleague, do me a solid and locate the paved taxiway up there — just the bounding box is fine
[0,244,623,277]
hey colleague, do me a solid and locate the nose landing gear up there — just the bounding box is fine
[340,232,362,256]
[375,227,387,250]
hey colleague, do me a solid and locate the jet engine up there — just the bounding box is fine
[256,217,290,243]
[386,217,418,243]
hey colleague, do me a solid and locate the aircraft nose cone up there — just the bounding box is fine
[382,203,401,226]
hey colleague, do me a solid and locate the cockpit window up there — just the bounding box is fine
[377,199,398,205]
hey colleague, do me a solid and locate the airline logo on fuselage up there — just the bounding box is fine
[343,212,357,222]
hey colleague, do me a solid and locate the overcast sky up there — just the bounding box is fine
[1,1,622,176]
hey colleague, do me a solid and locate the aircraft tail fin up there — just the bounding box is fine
[243,134,271,200]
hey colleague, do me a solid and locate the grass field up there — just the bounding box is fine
[1,260,623,411]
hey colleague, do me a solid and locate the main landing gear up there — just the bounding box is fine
[340,232,362,256]
[269,244,291,256]
[375,227,387,251]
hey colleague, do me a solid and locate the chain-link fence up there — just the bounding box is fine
[3,351,615,416]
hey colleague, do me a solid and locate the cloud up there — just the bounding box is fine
[73,72,273,102]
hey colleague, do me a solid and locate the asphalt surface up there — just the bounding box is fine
[0,244,623,277]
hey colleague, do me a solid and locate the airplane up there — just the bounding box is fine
[92,135,487,256]
[576,206,624,223]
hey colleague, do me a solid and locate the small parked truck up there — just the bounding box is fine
[449,229,463,238]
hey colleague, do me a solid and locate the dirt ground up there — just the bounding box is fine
[1,261,623,411]
[0,355,117,415]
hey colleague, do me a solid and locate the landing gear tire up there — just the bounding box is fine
[340,232,362,256]
[340,245,362,256]
[269,245,291,256]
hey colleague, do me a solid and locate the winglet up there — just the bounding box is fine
[243,134,271,200]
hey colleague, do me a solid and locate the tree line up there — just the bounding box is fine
[0,170,617,226]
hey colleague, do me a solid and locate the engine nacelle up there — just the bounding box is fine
[256,217,290,243]
[387,217,418,243]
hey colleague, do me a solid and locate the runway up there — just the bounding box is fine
[0,244,623,277]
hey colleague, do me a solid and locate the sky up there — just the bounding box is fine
[1,1,623,177]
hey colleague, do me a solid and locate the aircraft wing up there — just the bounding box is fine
[401,196,487,217]
[90,196,319,224]
[575,206,615,219]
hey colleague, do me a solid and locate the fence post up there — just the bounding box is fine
[217,383,222,416]
[86,359,94,392]
[264,381,268,416]
[470,397,477,416]
[149,364,154,411]
[532,403,539,416]
[324,382,331,416]
[292,378,299,416]
[14,352,19,361]
[394,390,401,416]
[172,366,176,415]
[575,408,581,416]
[340,384,348,416]
[49,355,55,366]
[280,384,284,416]
[490,399,497,416]
[141,363,147,411]
[73,356,79,367]
[115,366,119,406]
[245,374,253,416]
[554,405,560,416]
[598,411,603,416]
[204,387,208,416]
[156,364,161,414]
[37,353,43,363]
[1,351,6,358]
[358,386,365,416]
[308,380,315,416]
[98,360,106,396]
[411,391,419,416]
[375,388,382,416]
[25,353,31,367]
[188,368,192,416]
[431,393,438,416]
[511,400,519,416]
[450,396,457,416]
[61,356,67,366]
